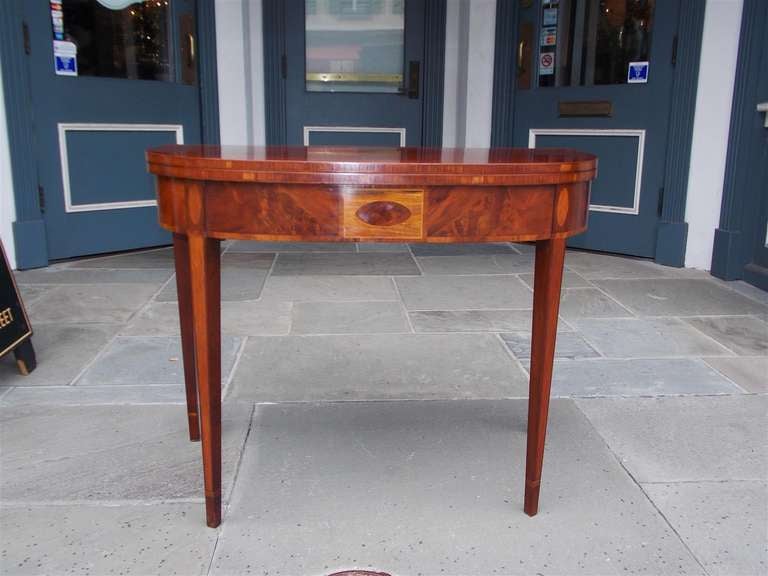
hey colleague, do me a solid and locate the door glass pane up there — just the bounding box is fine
[538,0,654,88]
[55,0,172,81]
[305,0,405,93]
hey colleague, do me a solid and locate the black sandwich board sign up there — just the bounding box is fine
[0,241,36,374]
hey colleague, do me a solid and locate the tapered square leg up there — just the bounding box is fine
[187,234,222,528]
[525,238,566,516]
[173,233,200,442]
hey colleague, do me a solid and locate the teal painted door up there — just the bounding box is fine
[514,0,679,257]
[24,0,202,260]
[284,0,425,146]
[744,18,768,289]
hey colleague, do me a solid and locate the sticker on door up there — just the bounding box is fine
[53,41,78,76]
[539,52,555,76]
[627,61,649,84]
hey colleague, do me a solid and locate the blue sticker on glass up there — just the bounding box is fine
[53,40,78,76]
[55,55,77,76]
[627,61,649,84]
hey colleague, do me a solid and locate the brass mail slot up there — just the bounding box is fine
[558,100,613,117]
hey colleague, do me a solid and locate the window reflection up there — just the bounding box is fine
[538,0,654,87]
[305,0,405,93]
[59,0,172,81]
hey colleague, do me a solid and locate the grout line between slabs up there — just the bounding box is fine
[697,358,752,395]
[495,332,531,378]
[222,336,249,401]
[207,403,258,575]
[391,276,417,334]
[0,498,205,507]
[571,400,714,576]
[674,317,744,357]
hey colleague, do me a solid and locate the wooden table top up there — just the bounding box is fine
[147,146,598,186]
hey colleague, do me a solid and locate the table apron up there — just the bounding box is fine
[157,180,590,242]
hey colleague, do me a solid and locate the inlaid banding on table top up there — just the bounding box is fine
[147,146,597,186]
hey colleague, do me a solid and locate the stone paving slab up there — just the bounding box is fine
[501,331,600,360]
[558,287,633,320]
[552,358,740,397]
[492,253,538,273]
[510,242,535,253]
[416,254,533,275]
[272,252,421,276]
[228,240,355,252]
[573,317,733,358]
[0,323,120,386]
[396,275,533,310]
[410,242,518,256]
[0,403,251,502]
[729,280,768,305]
[291,301,410,334]
[71,247,176,268]
[229,334,528,402]
[0,503,217,576]
[575,395,767,482]
[565,251,682,279]
[77,335,241,386]
[27,284,159,324]
[356,242,410,252]
[211,399,704,576]
[518,270,592,289]
[683,315,768,356]
[408,309,572,333]
[17,284,54,305]
[259,275,399,302]
[156,268,270,302]
[594,278,767,317]
[14,267,173,285]
[122,300,292,336]
[0,385,186,406]
[702,356,768,393]
[155,254,274,302]
[642,481,767,576]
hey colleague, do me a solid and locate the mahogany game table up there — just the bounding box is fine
[147,145,597,527]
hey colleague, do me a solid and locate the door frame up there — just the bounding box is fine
[490,0,706,267]
[262,0,446,147]
[710,0,768,290]
[0,0,220,269]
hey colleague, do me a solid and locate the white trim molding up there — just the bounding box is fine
[58,123,184,213]
[303,125,406,147]
[528,128,645,215]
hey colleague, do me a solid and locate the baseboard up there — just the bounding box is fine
[12,219,48,269]
[710,228,743,280]
[654,220,688,267]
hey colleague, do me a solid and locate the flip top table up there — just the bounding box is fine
[147,145,598,527]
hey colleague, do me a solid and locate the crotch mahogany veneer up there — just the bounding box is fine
[147,145,598,528]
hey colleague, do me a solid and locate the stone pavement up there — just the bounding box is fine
[0,242,765,576]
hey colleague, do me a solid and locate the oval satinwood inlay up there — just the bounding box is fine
[355,201,412,227]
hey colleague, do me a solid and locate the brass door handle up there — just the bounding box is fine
[517,40,527,74]
[407,60,420,99]
[187,33,195,68]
